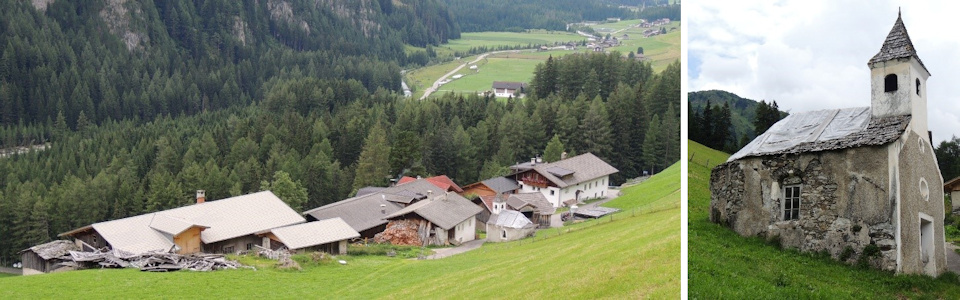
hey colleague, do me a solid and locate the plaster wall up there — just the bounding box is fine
[895,130,946,276]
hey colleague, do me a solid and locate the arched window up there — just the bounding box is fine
[884,74,898,92]
[916,78,921,96]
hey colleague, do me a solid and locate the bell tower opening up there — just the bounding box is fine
[884,74,898,92]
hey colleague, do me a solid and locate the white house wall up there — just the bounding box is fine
[520,175,611,207]
[452,216,477,244]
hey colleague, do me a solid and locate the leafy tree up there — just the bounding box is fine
[936,136,960,181]
[260,170,308,212]
[544,135,565,163]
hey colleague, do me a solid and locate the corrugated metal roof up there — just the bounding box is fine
[303,179,440,232]
[384,192,482,230]
[488,210,534,229]
[868,13,928,74]
[269,218,360,250]
[506,193,556,215]
[728,107,910,162]
[480,177,519,194]
[80,191,305,254]
[513,153,619,188]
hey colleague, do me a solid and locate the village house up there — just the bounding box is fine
[398,175,464,193]
[486,210,537,243]
[19,240,80,275]
[509,153,618,208]
[461,177,520,225]
[710,13,945,276]
[303,178,443,238]
[258,217,360,255]
[491,81,527,98]
[58,191,309,255]
[379,192,482,246]
[488,193,555,228]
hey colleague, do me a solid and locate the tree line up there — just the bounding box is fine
[0,52,679,263]
[0,0,459,147]
[690,99,783,153]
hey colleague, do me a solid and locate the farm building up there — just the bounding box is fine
[259,218,359,254]
[378,192,482,246]
[303,178,443,238]
[491,81,527,98]
[710,13,945,276]
[59,191,306,255]
[943,176,960,213]
[397,175,464,193]
[502,193,555,228]
[486,210,537,243]
[19,240,80,275]
[461,176,519,199]
[510,153,619,207]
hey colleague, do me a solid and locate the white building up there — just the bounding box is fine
[509,153,618,207]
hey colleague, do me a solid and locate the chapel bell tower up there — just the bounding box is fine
[868,11,931,139]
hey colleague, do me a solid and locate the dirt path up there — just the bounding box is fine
[945,242,960,274]
[419,51,510,100]
[424,239,485,259]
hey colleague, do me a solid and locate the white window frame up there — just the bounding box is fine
[783,184,801,220]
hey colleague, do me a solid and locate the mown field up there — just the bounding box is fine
[687,140,960,298]
[406,21,681,99]
[0,162,681,299]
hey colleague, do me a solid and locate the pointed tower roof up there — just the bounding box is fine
[868,11,929,75]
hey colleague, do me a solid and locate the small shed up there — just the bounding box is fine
[945,176,960,213]
[19,240,80,275]
[486,210,537,242]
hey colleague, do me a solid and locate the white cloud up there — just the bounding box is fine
[689,0,960,143]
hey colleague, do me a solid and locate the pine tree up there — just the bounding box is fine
[352,123,391,192]
[543,134,565,163]
[642,114,663,174]
[578,96,614,160]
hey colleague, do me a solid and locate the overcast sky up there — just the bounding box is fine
[688,1,960,144]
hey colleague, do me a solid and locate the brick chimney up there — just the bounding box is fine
[196,190,206,204]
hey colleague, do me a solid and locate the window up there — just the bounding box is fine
[916,78,921,96]
[223,246,235,253]
[884,74,897,92]
[783,185,801,220]
[246,243,254,250]
[550,190,555,196]
[502,230,507,239]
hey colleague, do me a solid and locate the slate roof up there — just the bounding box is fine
[384,192,482,230]
[303,179,439,232]
[398,175,464,193]
[868,12,929,75]
[507,193,557,215]
[20,240,79,260]
[60,191,306,254]
[488,210,535,229]
[268,218,360,250]
[728,107,911,162]
[355,187,386,197]
[481,177,519,194]
[492,81,527,90]
[510,153,619,188]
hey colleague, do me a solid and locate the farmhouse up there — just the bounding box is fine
[397,175,464,193]
[19,240,80,275]
[461,176,519,199]
[491,81,527,98]
[710,13,945,276]
[259,218,359,254]
[379,192,482,246]
[509,153,618,208]
[59,191,306,255]
[499,193,555,228]
[486,210,537,242]
[303,178,440,238]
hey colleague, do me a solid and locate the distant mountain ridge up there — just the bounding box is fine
[688,90,786,152]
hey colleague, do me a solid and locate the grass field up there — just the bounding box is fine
[0,162,680,299]
[405,21,680,100]
[687,140,960,298]
[0,273,16,278]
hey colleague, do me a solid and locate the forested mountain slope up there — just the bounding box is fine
[0,0,458,146]
[442,0,679,32]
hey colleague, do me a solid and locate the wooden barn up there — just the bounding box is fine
[19,240,79,275]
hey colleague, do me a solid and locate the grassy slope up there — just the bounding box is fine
[1,162,680,299]
[688,140,960,298]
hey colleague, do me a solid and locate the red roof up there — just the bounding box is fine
[398,175,464,193]
[479,195,496,211]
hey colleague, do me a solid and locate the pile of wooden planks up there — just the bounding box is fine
[59,248,243,272]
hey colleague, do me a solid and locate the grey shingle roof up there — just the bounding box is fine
[303,179,440,232]
[20,240,79,259]
[66,191,306,254]
[355,187,386,197]
[148,215,208,236]
[268,218,360,250]
[729,107,910,162]
[513,153,619,188]
[481,177,519,194]
[384,192,482,230]
[868,12,929,75]
[506,193,556,215]
[488,210,535,229]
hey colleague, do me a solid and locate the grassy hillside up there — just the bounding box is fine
[687,140,960,298]
[0,162,680,299]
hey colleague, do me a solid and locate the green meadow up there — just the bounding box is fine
[0,162,681,299]
[687,140,960,298]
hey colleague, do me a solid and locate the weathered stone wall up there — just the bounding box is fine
[710,145,898,271]
[897,131,946,275]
